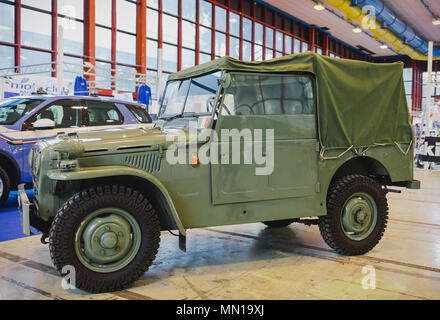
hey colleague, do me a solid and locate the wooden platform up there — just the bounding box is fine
[0,169,439,300]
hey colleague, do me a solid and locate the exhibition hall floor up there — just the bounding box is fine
[0,170,439,300]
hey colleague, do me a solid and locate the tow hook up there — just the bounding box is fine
[40,234,49,244]
[383,187,402,194]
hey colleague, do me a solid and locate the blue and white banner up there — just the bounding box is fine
[0,75,74,99]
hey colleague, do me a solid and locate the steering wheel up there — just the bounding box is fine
[235,105,254,115]
[206,96,216,112]
[221,104,232,115]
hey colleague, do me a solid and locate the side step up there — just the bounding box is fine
[179,232,187,252]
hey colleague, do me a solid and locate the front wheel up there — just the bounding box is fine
[318,175,388,256]
[49,185,161,293]
[0,166,10,208]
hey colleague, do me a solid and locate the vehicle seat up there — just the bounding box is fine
[60,108,77,127]
[6,110,20,123]
[232,77,261,115]
[283,80,307,114]
[40,110,55,121]
[89,110,109,126]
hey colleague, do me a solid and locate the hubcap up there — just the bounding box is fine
[75,208,141,273]
[100,232,118,249]
[341,192,377,241]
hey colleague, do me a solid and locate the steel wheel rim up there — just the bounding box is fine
[340,192,378,241]
[0,175,3,198]
[75,208,141,273]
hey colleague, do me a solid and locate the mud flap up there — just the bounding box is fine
[179,232,186,252]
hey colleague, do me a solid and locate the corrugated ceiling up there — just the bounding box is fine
[265,0,440,57]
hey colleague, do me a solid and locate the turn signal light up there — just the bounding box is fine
[191,154,199,167]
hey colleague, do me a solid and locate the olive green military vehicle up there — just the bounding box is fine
[20,52,420,293]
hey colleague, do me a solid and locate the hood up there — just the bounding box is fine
[36,126,199,154]
[0,125,13,134]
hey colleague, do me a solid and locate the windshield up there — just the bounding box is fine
[159,71,221,119]
[0,97,44,125]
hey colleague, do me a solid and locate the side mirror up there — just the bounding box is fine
[33,118,55,130]
[218,73,232,89]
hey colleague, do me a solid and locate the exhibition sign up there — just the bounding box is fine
[0,75,74,99]
[419,136,440,162]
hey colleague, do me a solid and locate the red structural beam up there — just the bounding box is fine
[310,27,315,53]
[14,0,21,71]
[177,0,182,70]
[158,0,163,50]
[111,0,117,90]
[239,0,243,60]
[251,1,255,61]
[226,0,230,57]
[195,0,200,65]
[4,0,379,96]
[84,0,96,83]
[136,0,147,75]
[262,6,266,60]
[211,1,216,60]
[51,0,58,77]
[325,33,330,56]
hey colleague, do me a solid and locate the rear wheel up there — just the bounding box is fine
[263,219,295,228]
[49,185,161,293]
[0,166,10,208]
[318,175,388,256]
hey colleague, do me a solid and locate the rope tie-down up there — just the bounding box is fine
[319,141,413,161]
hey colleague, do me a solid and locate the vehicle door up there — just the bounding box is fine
[21,99,85,179]
[83,100,126,131]
[210,72,319,205]
[22,99,85,139]
[124,104,154,129]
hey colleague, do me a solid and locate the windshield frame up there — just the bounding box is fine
[158,71,222,120]
[0,97,45,125]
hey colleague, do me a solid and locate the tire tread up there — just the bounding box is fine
[49,184,161,293]
[318,174,388,256]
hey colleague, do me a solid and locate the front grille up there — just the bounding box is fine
[124,153,162,173]
[31,147,41,188]
[33,151,41,176]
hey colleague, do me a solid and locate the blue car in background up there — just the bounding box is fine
[0,95,153,207]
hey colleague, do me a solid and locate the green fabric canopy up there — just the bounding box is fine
[169,52,413,150]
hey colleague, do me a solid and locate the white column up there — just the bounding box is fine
[157,47,163,102]
[57,25,64,95]
[426,41,433,135]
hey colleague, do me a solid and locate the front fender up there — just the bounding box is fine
[47,166,186,236]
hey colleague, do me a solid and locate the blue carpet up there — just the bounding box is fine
[0,190,39,242]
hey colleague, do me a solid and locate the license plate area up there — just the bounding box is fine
[18,184,33,236]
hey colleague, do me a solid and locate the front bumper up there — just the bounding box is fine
[18,184,33,236]
[406,180,421,190]
[18,184,51,236]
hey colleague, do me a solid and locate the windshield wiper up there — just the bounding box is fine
[163,113,184,122]
[182,112,202,118]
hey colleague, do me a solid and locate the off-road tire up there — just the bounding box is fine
[49,185,161,293]
[263,219,295,228]
[0,166,10,208]
[318,175,388,256]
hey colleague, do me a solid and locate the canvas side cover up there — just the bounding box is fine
[168,52,413,150]
[312,54,413,149]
